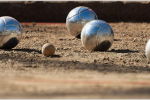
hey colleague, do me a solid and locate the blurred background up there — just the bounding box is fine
[0,1,150,22]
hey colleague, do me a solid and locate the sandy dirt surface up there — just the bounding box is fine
[0,22,150,99]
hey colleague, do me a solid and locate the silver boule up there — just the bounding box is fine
[81,20,114,51]
[66,6,98,38]
[0,16,22,49]
[145,39,150,61]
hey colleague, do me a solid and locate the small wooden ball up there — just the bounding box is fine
[42,43,55,56]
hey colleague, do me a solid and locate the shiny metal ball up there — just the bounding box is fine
[0,16,22,49]
[66,6,98,38]
[81,20,114,51]
[145,39,150,61]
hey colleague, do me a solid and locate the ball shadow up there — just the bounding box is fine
[51,55,61,58]
[109,49,139,53]
[13,48,41,54]
[114,39,122,41]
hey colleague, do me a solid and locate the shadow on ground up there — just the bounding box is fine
[110,49,139,53]
[13,48,41,53]
[0,48,149,73]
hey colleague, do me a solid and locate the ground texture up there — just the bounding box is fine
[0,23,150,98]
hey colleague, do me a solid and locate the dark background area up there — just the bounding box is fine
[0,1,150,22]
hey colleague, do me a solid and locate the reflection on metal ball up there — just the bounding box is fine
[0,16,22,49]
[66,6,98,38]
[81,20,114,51]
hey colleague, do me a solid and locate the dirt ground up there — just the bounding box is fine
[0,22,150,99]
